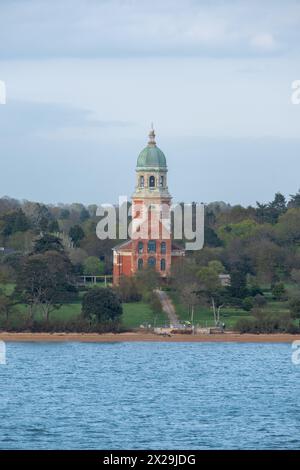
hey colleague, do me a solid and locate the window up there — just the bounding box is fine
[160,259,166,271]
[138,241,143,254]
[149,176,155,188]
[138,258,143,270]
[148,240,156,253]
[159,175,164,187]
[161,241,166,254]
[140,175,144,188]
[148,257,156,268]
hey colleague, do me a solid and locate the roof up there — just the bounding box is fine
[112,240,133,252]
[136,128,167,170]
[113,240,185,255]
[137,146,167,170]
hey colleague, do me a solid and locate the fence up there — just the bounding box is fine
[76,275,113,287]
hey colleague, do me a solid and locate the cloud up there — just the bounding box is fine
[250,33,276,51]
[0,0,299,59]
[0,100,131,139]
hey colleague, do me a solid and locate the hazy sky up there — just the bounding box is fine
[0,0,300,206]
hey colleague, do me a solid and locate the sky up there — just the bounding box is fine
[0,0,300,206]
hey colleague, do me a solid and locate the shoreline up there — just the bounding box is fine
[0,331,299,343]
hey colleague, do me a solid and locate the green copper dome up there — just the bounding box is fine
[136,128,167,169]
[137,146,167,169]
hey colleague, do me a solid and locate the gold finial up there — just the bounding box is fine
[148,123,156,146]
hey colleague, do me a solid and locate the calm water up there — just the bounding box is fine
[0,342,300,450]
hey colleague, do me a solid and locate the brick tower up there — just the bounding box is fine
[113,127,184,285]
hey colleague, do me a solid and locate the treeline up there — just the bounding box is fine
[172,190,300,333]
[0,232,123,332]
[0,197,116,276]
[2,190,300,333]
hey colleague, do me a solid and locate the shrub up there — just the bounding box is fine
[288,295,300,319]
[271,282,287,301]
[82,287,122,325]
[235,311,298,334]
[253,294,267,308]
[242,297,254,311]
[83,256,105,276]
[116,276,142,302]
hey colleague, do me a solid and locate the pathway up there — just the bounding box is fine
[155,290,180,327]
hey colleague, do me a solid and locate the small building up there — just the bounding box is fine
[0,247,15,256]
[219,274,231,287]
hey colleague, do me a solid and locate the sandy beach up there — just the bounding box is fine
[0,331,299,343]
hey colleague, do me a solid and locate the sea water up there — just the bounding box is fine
[0,342,299,450]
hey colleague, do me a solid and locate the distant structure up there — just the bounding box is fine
[113,127,185,285]
[0,247,15,256]
[219,274,231,287]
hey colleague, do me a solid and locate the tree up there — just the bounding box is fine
[0,273,15,324]
[33,234,64,254]
[48,219,59,233]
[80,208,90,222]
[270,192,287,213]
[1,252,24,278]
[7,230,34,252]
[59,209,70,220]
[117,276,142,302]
[256,193,287,224]
[23,202,56,233]
[218,220,258,244]
[228,269,248,299]
[68,248,88,271]
[253,294,267,308]
[135,266,161,301]
[291,269,300,284]
[69,225,85,247]
[288,189,300,208]
[0,291,15,324]
[245,239,285,285]
[204,226,222,247]
[242,297,254,312]
[82,287,122,324]
[16,251,76,321]
[289,295,300,320]
[197,262,225,326]
[275,209,300,244]
[180,283,200,324]
[0,209,30,237]
[83,256,105,275]
[272,282,287,301]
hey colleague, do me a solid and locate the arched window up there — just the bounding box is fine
[138,241,143,254]
[148,240,156,253]
[138,258,143,270]
[139,175,144,188]
[161,241,166,254]
[148,257,156,268]
[159,175,164,187]
[149,176,155,188]
[160,259,166,271]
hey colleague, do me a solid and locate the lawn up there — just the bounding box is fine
[0,290,167,330]
[49,300,168,329]
[169,290,251,329]
[122,302,167,329]
[1,281,295,331]
[169,287,298,330]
